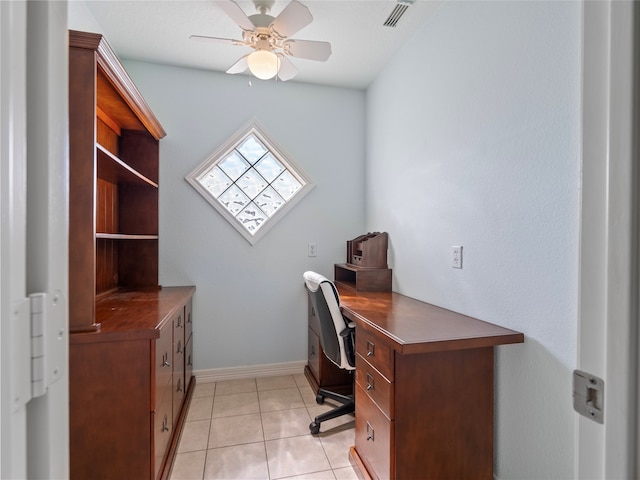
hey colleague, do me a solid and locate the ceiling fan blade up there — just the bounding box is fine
[276,55,298,81]
[226,54,249,74]
[190,35,243,46]
[216,0,255,31]
[284,39,332,62]
[270,0,312,38]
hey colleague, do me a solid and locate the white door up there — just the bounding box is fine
[1,1,69,478]
[578,1,637,478]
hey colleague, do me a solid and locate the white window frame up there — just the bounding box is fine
[185,119,314,245]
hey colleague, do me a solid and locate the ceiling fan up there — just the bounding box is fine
[190,0,332,81]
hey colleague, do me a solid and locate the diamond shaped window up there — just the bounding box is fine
[186,121,313,244]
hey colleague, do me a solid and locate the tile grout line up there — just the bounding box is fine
[175,376,356,480]
[201,381,216,480]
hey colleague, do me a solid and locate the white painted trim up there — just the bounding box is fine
[24,2,70,478]
[1,1,28,476]
[194,360,307,383]
[578,1,638,477]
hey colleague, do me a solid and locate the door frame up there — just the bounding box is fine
[578,1,638,477]
[1,1,29,476]
[0,1,69,478]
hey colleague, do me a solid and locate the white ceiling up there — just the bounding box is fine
[83,0,443,90]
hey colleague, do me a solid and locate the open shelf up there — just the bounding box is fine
[97,143,158,188]
[335,263,392,292]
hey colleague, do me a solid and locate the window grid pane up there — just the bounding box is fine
[255,153,285,183]
[237,202,268,233]
[219,151,250,181]
[237,168,269,199]
[202,166,232,198]
[237,134,268,164]
[218,185,250,215]
[272,170,302,201]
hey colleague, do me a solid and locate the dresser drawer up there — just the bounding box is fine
[308,299,320,335]
[356,354,393,418]
[185,336,194,391]
[174,306,185,337]
[185,298,193,343]
[355,383,393,480]
[356,325,394,381]
[153,389,172,480]
[155,324,173,406]
[307,327,321,380]
[172,338,185,425]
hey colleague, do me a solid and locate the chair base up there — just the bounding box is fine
[309,388,355,434]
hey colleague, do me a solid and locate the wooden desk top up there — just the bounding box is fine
[71,285,195,344]
[337,285,524,355]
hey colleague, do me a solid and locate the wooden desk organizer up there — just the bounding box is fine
[347,232,388,268]
[336,232,392,292]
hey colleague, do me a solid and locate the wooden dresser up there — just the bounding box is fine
[338,286,524,480]
[70,287,194,479]
[68,30,195,479]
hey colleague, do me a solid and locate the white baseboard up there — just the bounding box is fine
[194,360,307,383]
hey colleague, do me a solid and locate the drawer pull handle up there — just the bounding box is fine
[176,314,182,327]
[366,373,375,391]
[366,341,375,357]
[162,414,169,432]
[177,340,182,354]
[187,354,193,366]
[162,352,170,367]
[366,421,374,441]
[176,378,182,392]
[187,313,192,324]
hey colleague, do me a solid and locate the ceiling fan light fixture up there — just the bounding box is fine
[193,0,332,82]
[247,50,279,80]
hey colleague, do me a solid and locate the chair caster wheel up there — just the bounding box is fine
[315,394,325,404]
[309,422,320,434]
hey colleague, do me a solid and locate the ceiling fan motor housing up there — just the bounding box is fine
[248,14,275,29]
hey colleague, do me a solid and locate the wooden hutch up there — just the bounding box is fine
[68,30,194,480]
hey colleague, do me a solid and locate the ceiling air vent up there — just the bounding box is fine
[383,0,414,28]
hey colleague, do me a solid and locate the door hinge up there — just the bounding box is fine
[28,292,65,399]
[30,293,47,397]
[10,291,65,408]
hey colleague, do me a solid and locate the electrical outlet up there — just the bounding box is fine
[308,242,317,257]
[452,246,463,269]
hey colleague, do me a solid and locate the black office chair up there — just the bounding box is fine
[303,271,355,435]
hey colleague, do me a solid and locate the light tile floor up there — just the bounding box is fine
[169,374,358,480]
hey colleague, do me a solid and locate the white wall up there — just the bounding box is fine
[121,61,366,369]
[366,1,581,479]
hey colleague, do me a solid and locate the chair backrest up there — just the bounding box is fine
[303,271,355,371]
